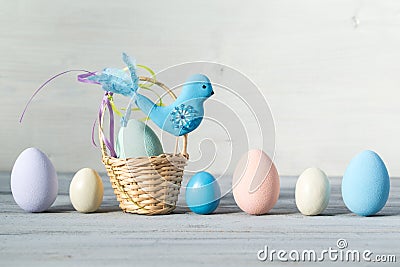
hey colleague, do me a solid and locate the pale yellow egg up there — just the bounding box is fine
[295,167,330,216]
[69,168,104,213]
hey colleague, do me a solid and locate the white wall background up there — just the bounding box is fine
[1,0,400,176]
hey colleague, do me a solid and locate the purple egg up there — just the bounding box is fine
[11,148,58,212]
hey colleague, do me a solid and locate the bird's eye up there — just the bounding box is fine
[202,85,207,89]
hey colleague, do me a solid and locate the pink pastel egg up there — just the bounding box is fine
[232,149,280,215]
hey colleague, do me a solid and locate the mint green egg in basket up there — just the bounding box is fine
[115,119,164,159]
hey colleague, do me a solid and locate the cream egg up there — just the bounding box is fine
[295,167,330,216]
[69,168,104,213]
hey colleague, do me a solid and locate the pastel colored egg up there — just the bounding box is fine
[69,168,104,213]
[342,150,390,216]
[11,147,58,212]
[185,172,220,214]
[295,167,330,216]
[116,119,163,159]
[232,149,280,215]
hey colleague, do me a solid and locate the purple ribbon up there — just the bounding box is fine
[98,93,117,157]
[19,69,97,123]
[77,72,100,84]
[19,69,117,158]
[78,72,117,157]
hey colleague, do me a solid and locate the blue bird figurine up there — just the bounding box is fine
[136,73,214,136]
[88,53,214,136]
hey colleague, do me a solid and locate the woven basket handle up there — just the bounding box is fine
[98,76,189,159]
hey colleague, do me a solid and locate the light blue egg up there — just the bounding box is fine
[342,150,390,216]
[185,172,220,215]
[116,119,163,158]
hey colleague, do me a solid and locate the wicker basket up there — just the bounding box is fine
[99,77,188,215]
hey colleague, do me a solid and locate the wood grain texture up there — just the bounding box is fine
[1,0,400,176]
[0,173,399,266]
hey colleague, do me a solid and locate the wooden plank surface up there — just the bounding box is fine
[0,172,399,266]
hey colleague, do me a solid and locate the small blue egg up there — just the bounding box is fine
[185,172,220,214]
[342,150,390,216]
